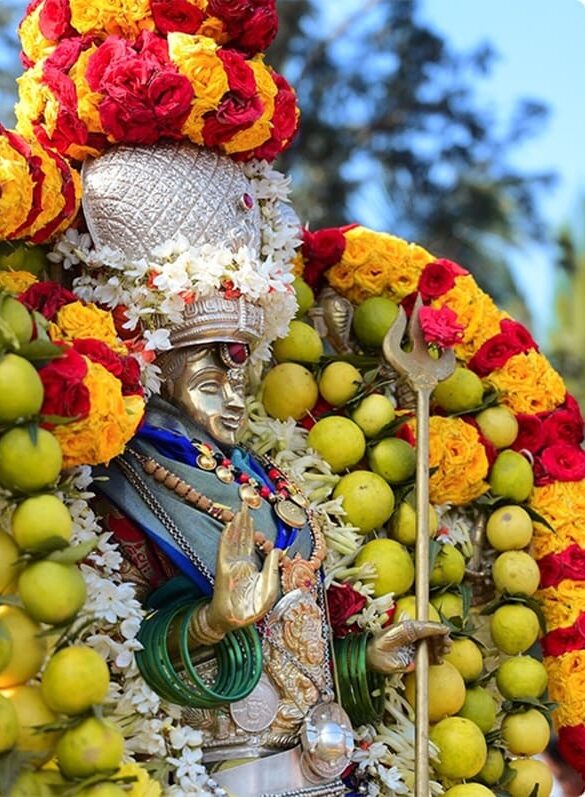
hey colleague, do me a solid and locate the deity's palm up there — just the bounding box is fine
[207,506,281,634]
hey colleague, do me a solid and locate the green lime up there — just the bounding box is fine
[318,362,362,406]
[368,437,416,484]
[293,277,315,317]
[273,320,323,363]
[355,539,414,597]
[333,470,394,534]
[262,363,319,420]
[432,367,484,413]
[489,450,534,503]
[307,416,365,472]
[352,297,399,348]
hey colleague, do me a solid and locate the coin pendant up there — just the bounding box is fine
[230,673,280,733]
[216,466,235,484]
[197,455,217,471]
[239,483,262,509]
[275,499,307,528]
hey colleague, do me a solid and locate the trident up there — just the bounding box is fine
[383,295,455,797]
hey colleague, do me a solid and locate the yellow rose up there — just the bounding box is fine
[426,416,489,505]
[18,5,54,64]
[70,46,104,134]
[0,138,35,238]
[0,271,38,294]
[169,33,228,108]
[22,145,65,240]
[198,15,229,45]
[224,60,276,154]
[52,302,126,351]
[489,349,566,415]
[15,65,47,139]
[342,227,377,268]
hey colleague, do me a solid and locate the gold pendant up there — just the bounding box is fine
[275,499,307,529]
[197,454,217,471]
[216,466,235,484]
[239,483,262,509]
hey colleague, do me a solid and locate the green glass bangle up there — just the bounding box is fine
[334,636,362,722]
[334,632,385,726]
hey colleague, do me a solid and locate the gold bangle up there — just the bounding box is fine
[188,603,225,647]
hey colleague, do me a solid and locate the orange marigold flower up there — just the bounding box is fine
[531,480,585,558]
[538,581,585,632]
[545,651,585,729]
[0,271,38,293]
[52,301,127,353]
[489,349,566,415]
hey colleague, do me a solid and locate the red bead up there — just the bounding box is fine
[268,469,280,480]
[239,473,250,483]
[222,459,231,468]
[260,486,271,499]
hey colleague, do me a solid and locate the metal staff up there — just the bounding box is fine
[383,296,455,797]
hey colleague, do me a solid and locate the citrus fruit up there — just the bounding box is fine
[293,277,314,318]
[333,470,395,533]
[476,746,505,786]
[0,297,34,346]
[389,499,438,545]
[405,661,466,722]
[351,394,395,437]
[18,561,87,626]
[486,506,533,551]
[355,539,414,597]
[475,406,519,449]
[502,708,550,756]
[273,320,323,363]
[429,545,466,587]
[57,717,125,779]
[368,437,416,484]
[41,646,110,715]
[0,606,46,688]
[444,786,496,797]
[0,619,13,672]
[457,686,497,733]
[318,361,363,406]
[444,637,484,682]
[492,551,540,596]
[507,758,553,797]
[0,427,63,493]
[307,416,365,472]
[495,655,548,700]
[0,693,18,752]
[11,494,73,551]
[0,354,43,424]
[393,595,440,622]
[0,241,48,276]
[490,604,540,655]
[8,685,60,765]
[352,296,399,348]
[0,531,21,594]
[430,716,487,779]
[489,451,534,503]
[79,786,127,796]
[431,591,464,620]
[432,367,484,413]
[262,363,318,421]
[8,772,54,797]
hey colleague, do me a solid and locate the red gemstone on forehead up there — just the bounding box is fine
[227,343,249,364]
[242,192,254,210]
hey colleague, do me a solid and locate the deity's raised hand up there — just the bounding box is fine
[366,620,451,674]
[201,506,281,638]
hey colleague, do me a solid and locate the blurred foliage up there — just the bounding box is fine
[0,0,19,124]
[270,0,555,307]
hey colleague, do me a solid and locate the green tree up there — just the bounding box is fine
[0,0,20,124]
[270,0,554,306]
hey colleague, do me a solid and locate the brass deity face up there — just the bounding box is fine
[165,345,248,446]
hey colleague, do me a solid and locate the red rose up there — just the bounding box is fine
[538,544,585,589]
[207,0,252,25]
[418,261,456,300]
[72,338,124,377]
[39,0,73,40]
[468,333,521,377]
[203,94,264,147]
[302,227,346,267]
[396,422,416,446]
[298,397,333,430]
[120,355,144,396]
[558,726,585,778]
[150,0,205,34]
[250,72,299,161]
[542,409,584,448]
[237,6,279,53]
[39,348,90,420]
[541,618,585,657]
[418,305,464,348]
[327,583,367,638]
[432,258,468,277]
[400,292,418,318]
[500,318,538,352]
[218,50,257,97]
[563,393,584,425]
[44,37,87,71]
[511,413,545,455]
[539,444,585,482]
[86,37,132,90]
[19,281,77,320]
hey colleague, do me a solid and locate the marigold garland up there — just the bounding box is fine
[488,349,566,415]
[0,270,38,293]
[427,416,490,505]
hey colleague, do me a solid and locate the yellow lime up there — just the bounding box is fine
[0,693,18,752]
[0,354,43,424]
[486,506,533,551]
[368,437,416,484]
[8,772,54,797]
[8,685,60,765]
[457,686,497,733]
[18,561,87,626]
[393,595,440,623]
[405,661,466,722]
[429,544,466,587]
[444,786,496,797]
[389,499,438,545]
[495,655,548,700]
[0,606,46,688]
[0,241,48,276]
[11,494,73,552]
[262,363,318,421]
[0,427,62,493]
[0,297,34,346]
[351,394,395,438]
[318,362,363,406]
[444,637,484,682]
[507,758,553,797]
[492,551,540,596]
[57,717,124,779]
[431,591,464,620]
[293,277,314,318]
[41,645,110,715]
[476,746,506,786]
[307,416,365,472]
[355,539,414,598]
[273,320,323,363]
[502,708,550,756]
[476,406,519,449]
[0,531,21,594]
[430,716,487,779]
[489,451,534,503]
[490,604,540,655]
[432,367,484,413]
[352,297,399,348]
[333,470,394,533]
